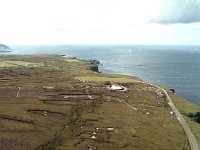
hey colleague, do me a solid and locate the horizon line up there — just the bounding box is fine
[8,43,200,47]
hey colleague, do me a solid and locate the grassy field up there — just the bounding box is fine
[75,75,140,83]
[0,55,192,150]
[0,61,44,68]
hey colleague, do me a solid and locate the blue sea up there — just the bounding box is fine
[6,45,200,106]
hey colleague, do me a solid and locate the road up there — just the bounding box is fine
[150,84,199,150]
[112,82,199,150]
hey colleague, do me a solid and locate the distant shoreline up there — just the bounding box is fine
[0,44,12,53]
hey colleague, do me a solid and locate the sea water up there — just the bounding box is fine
[8,45,200,105]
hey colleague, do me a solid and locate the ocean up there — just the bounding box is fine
[6,45,200,106]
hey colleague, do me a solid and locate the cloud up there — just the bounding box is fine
[152,0,200,24]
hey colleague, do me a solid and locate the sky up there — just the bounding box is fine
[0,0,200,45]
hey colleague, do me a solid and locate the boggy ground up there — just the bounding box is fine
[0,55,190,150]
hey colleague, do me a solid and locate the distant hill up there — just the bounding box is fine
[0,44,11,52]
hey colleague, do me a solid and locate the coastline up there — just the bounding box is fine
[0,54,199,149]
[98,59,200,149]
[67,55,200,149]
[100,60,200,149]
[5,45,200,106]
[147,83,199,150]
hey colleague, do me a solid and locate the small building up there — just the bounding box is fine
[107,127,115,131]
[110,84,123,90]
[108,84,127,92]
[91,135,96,139]
[42,86,54,89]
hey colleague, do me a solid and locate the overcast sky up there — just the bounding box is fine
[0,0,200,45]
